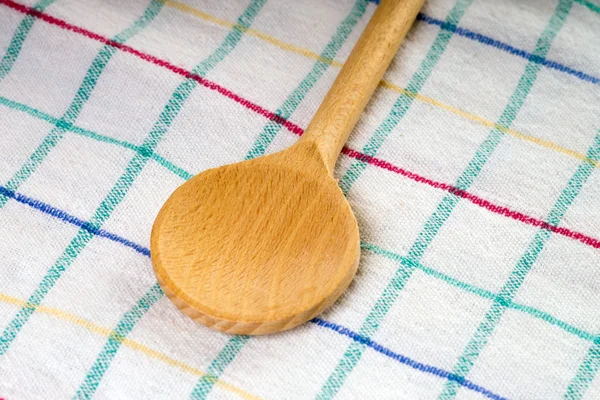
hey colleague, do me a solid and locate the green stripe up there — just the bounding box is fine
[362,242,595,343]
[316,0,475,397]
[321,0,572,395]
[245,0,369,159]
[442,131,600,399]
[0,0,56,80]
[511,303,594,343]
[189,2,371,398]
[566,333,600,399]
[338,0,473,196]
[0,0,164,209]
[190,335,250,399]
[74,283,163,399]
[361,242,497,301]
[0,96,193,180]
[438,3,577,397]
[73,1,266,396]
[2,94,595,347]
[574,0,600,14]
[0,0,166,356]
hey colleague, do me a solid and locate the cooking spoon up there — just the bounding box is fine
[151,0,424,335]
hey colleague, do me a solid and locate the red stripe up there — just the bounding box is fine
[341,148,600,249]
[0,0,305,136]
[3,0,599,251]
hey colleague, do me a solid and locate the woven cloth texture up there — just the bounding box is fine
[1,0,600,398]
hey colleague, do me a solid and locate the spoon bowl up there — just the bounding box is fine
[151,142,360,334]
[151,0,423,334]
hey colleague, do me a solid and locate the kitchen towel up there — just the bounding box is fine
[0,0,599,398]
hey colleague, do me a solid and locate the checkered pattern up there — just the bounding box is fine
[0,0,599,398]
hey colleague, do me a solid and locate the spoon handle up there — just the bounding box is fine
[298,0,423,173]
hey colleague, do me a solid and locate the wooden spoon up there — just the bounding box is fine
[151,0,423,335]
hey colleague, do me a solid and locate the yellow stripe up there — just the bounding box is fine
[0,292,260,400]
[378,80,599,167]
[163,0,343,67]
[162,0,237,31]
[245,27,343,67]
[164,0,598,168]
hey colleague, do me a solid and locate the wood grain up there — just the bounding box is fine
[151,0,423,335]
[299,0,424,173]
[152,142,360,334]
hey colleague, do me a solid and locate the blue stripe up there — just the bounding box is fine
[310,319,506,400]
[0,186,151,257]
[440,131,600,399]
[0,183,505,399]
[371,0,598,85]
[72,0,268,396]
[416,13,600,85]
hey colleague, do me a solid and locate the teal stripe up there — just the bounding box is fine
[0,0,164,209]
[316,0,475,397]
[320,0,573,395]
[361,242,497,301]
[245,0,369,159]
[189,2,371,398]
[0,0,56,80]
[566,334,600,399]
[441,130,599,399]
[0,0,166,356]
[438,3,577,397]
[2,93,595,348]
[74,283,163,399]
[511,303,595,343]
[338,0,473,196]
[575,0,600,14]
[362,242,595,343]
[190,336,250,399]
[73,1,266,396]
[0,95,193,180]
